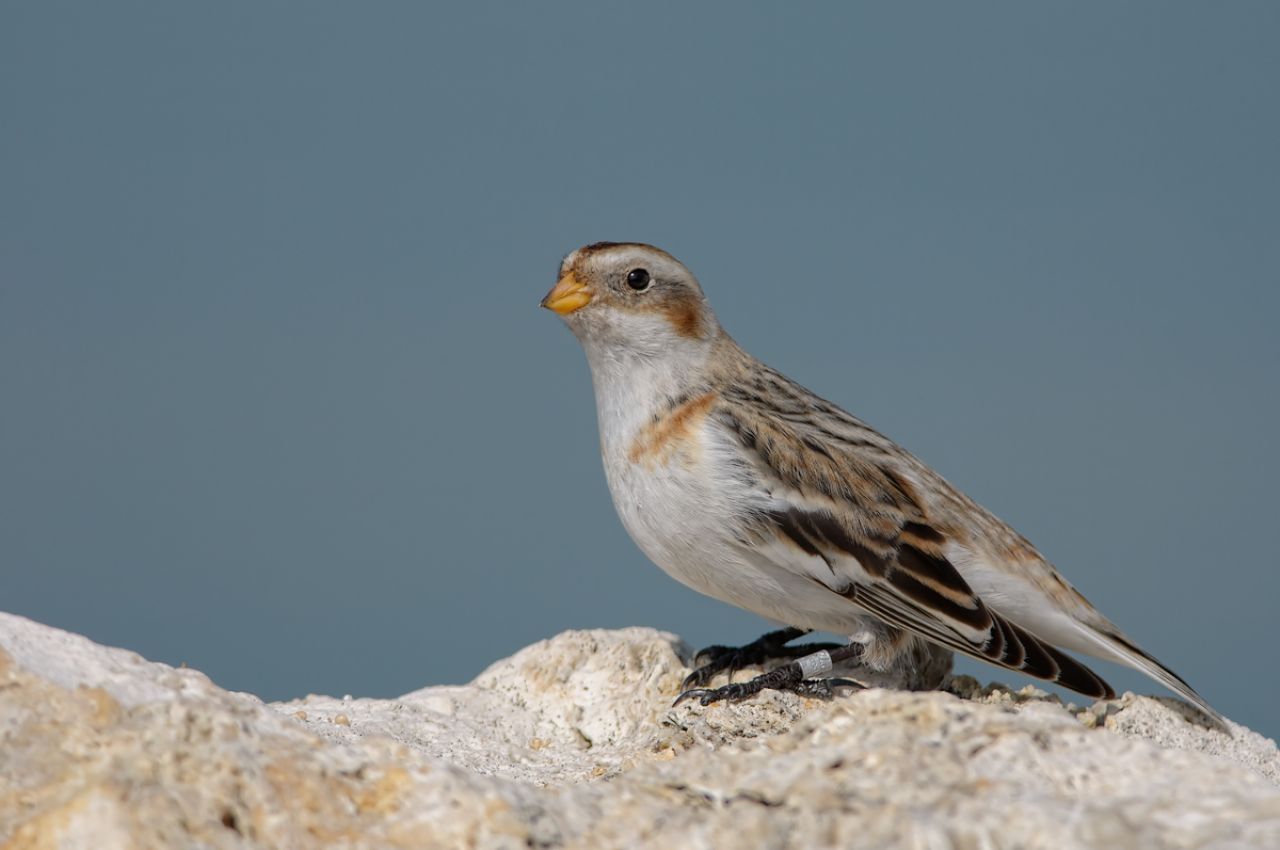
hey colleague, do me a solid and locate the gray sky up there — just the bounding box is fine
[3,3,1277,735]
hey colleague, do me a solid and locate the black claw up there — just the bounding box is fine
[673,675,865,708]
[683,627,841,690]
[691,644,735,668]
[672,687,714,707]
[674,660,804,706]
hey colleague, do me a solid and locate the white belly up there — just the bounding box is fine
[601,422,875,636]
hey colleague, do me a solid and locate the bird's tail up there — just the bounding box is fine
[1072,623,1228,731]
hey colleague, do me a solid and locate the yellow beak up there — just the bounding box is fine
[540,272,592,315]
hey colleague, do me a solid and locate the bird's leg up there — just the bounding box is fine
[682,626,844,690]
[674,643,865,707]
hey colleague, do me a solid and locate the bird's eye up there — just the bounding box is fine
[626,268,651,291]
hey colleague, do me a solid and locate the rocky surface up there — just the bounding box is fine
[1,612,1278,849]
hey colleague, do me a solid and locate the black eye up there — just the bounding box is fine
[626,268,651,291]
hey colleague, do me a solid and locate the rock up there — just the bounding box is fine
[1,612,1278,849]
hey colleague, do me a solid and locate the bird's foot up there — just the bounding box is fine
[674,659,863,706]
[675,641,866,707]
[682,627,842,690]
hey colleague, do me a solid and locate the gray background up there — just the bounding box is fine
[3,3,1276,736]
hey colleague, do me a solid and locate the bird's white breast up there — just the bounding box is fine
[584,350,877,633]
[589,354,739,599]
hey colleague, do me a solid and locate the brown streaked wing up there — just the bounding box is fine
[721,388,1117,701]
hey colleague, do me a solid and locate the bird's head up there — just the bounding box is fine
[541,242,719,359]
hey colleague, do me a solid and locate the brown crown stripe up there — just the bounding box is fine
[574,241,680,262]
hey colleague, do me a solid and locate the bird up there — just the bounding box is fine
[540,241,1225,728]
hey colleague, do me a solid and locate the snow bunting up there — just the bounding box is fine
[541,241,1223,726]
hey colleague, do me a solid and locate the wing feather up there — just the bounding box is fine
[757,506,1116,699]
[717,387,1117,701]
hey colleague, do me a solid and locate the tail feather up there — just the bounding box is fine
[990,613,1116,700]
[1073,624,1228,730]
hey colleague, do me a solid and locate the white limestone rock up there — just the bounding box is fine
[1,611,1278,849]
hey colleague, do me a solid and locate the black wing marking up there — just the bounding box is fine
[760,506,1115,700]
